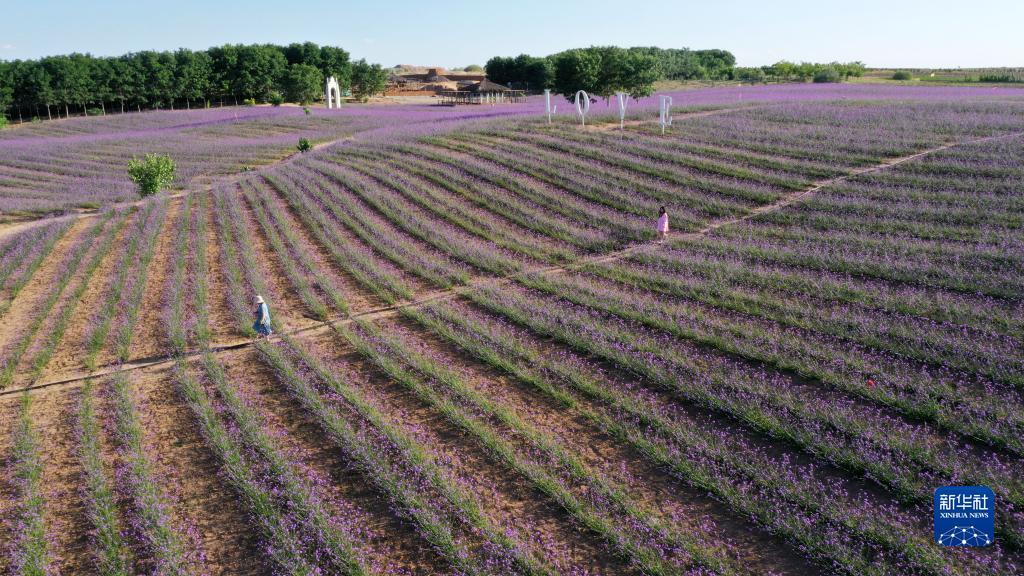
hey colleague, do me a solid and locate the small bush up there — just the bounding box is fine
[127,154,176,198]
[892,71,912,80]
[242,97,256,106]
[297,138,312,153]
[813,67,842,83]
[303,106,311,116]
[0,116,7,129]
[86,107,104,116]
[269,92,284,106]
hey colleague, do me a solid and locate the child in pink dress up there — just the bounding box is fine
[656,207,669,242]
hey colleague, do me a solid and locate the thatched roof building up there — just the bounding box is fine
[465,78,512,93]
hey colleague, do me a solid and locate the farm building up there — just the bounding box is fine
[385,67,487,96]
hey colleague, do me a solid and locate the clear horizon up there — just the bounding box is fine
[2,0,1022,69]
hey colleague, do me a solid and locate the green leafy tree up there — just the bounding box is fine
[284,63,323,104]
[127,154,176,197]
[464,64,483,72]
[552,49,602,100]
[13,60,55,120]
[617,50,659,98]
[319,45,352,90]
[208,44,240,103]
[42,55,88,117]
[350,59,387,101]
[297,138,312,153]
[486,54,553,91]
[234,44,287,101]
[175,49,212,108]
[693,49,736,80]
[0,61,13,122]
[485,56,513,85]
[284,42,322,69]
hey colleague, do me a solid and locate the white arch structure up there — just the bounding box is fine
[325,76,342,108]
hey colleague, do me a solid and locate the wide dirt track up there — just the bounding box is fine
[1,84,1023,575]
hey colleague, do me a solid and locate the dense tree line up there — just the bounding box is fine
[734,61,866,83]
[0,42,388,122]
[485,47,737,97]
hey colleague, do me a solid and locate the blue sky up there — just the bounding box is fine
[3,0,1022,68]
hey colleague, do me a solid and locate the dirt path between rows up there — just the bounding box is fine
[7,129,1023,398]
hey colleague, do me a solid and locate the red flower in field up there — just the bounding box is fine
[866,379,876,388]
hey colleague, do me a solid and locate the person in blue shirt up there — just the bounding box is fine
[253,295,273,339]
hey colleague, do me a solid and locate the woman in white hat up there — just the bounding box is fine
[253,295,273,339]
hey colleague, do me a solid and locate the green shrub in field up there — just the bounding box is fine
[892,71,913,80]
[0,116,7,129]
[297,138,312,153]
[813,67,842,83]
[303,106,311,115]
[127,154,176,198]
[269,91,284,106]
[86,107,104,116]
[243,97,256,106]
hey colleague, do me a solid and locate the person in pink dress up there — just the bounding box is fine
[656,206,669,242]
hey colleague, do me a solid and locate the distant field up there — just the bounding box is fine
[0,84,1022,575]
[860,67,1024,85]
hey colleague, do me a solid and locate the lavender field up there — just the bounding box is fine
[0,84,1022,576]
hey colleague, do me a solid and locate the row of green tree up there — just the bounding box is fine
[733,61,866,83]
[485,47,736,98]
[0,42,390,122]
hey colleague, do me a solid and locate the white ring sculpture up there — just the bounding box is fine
[574,90,590,126]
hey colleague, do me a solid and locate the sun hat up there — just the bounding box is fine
[255,295,265,304]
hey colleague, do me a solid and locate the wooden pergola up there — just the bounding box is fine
[437,79,527,105]
[438,91,527,105]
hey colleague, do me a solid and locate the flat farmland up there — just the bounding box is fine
[0,84,1022,575]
